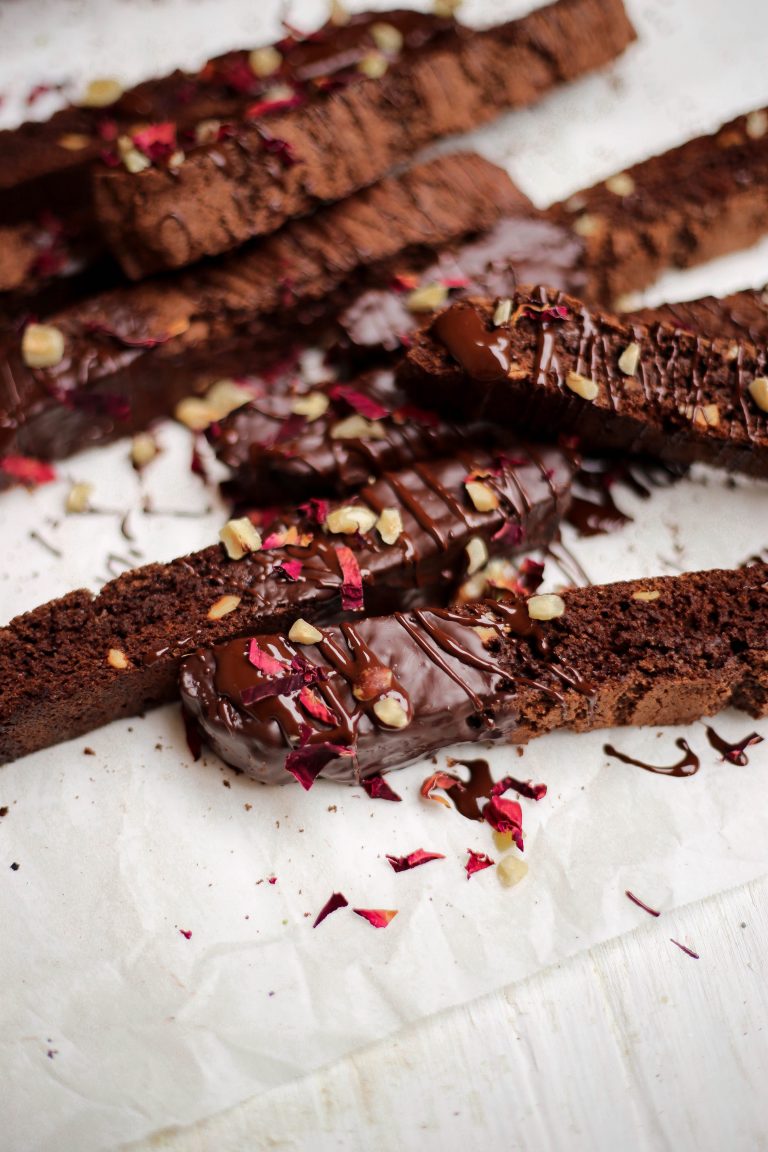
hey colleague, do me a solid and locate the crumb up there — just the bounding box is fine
[10,862,19,871]
[155,742,163,751]
[516,747,524,757]
[244,803,252,811]
[223,779,231,788]
[0,806,8,818]
[327,805,337,813]
[83,747,95,756]
[47,1049,58,1059]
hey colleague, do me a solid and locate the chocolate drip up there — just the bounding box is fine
[444,759,494,821]
[432,305,511,381]
[603,738,700,777]
[704,725,764,765]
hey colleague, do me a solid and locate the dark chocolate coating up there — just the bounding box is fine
[401,288,768,477]
[92,0,636,276]
[179,563,768,784]
[0,444,574,764]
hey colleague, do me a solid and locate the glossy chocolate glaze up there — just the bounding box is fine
[179,564,768,786]
[403,288,768,477]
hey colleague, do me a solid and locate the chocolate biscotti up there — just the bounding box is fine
[627,287,768,345]
[552,107,768,304]
[93,0,636,277]
[0,444,574,763]
[179,563,768,785]
[401,289,768,476]
[0,153,520,467]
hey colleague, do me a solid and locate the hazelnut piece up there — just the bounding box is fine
[605,172,635,197]
[66,482,93,514]
[249,46,282,77]
[465,479,499,512]
[330,414,386,440]
[376,507,404,545]
[497,855,529,888]
[527,593,565,621]
[107,648,129,670]
[493,298,512,326]
[358,52,388,79]
[79,78,123,108]
[326,504,378,535]
[22,323,65,369]
[291,391,330,421]
[748,376,768,413]
[565,371,599,401]
[465,537,489,576]
[288,618,324,645]
[632,589,660,602]
[618,341,641,376]
[373,697,410,728]
[219,518,262,560]
[353,665,394,701]
[207,595,242,620]
[371,22,404,53]
[406,282,448,313]
[130,432,158,469]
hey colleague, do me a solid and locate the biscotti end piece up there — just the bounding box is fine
[93,0,635,277]
[179,564,768,785]
[626,287,768,346]
[400,288,768,477]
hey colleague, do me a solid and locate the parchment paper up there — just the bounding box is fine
[2,1,768,1149]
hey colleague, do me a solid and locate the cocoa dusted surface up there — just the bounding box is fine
[552,107,768,304]
[0,153,520,465]
[401,288,768,476]
[93,0,636,277]
[179,563,768,785]
[0,443,574,763]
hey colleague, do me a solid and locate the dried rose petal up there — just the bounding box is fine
[670,938,700,959]
[329,384,389,421]
[132,122,176,162]
[0,455,56,486]
[298,686,338,727]
[491,776,547,802]
[299,498,329,525]
[511,303,570,326]
[277,558,303,581]
[353,908,398,928]
[246,93,303,118]
[482,795,524,851]
[267,876,277,885]
[625,890,661,917]
[85,320,173,349]
[465,849,494,878]
[390,273,419,292]
[247,640,288,677]
[313,891,349,927]
[260,133,298,166]
[361,775,402,802]
[392,403,440,428]
[420,770,462,808]
[285,740,353,790]
[217,57,258,94]
[334,545,364,611]
[442,277,470,289]
[386,849,445,873]
[179,929,192,939]
[518,558,546,593]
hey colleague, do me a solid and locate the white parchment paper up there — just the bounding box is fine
[2,1,768,1149]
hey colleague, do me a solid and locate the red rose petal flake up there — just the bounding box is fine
[267,875,277,885]
[420,770,462,808]
[625,890,661,917]
[670,938,700,960]
[260,132,298,166]
[262,526,312,549]
[285,740,353,790]
[298,686,338,727]
[386,849,445,873]
[179,929,192,939]
[361,775,402,802]
[247,640,288,677]
[247,93,303,119]
[442,277,470,289]
[390,273,419,293]
[491,776,547,802]
[132,122,177,162]
[465,849,495,878]
[391,403,440,428]
[510,302,570,326]
[313,891,349,927]
[299,498,329,525]
[277,558,303,581]
[334,545,364,611]
[217,57,259,94]
[353,908,398,929]
[329,384,389,421]
[482,795,524,851]
[85,320,174,349]
[0,455,56,486]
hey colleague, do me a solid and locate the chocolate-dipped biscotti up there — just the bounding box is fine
[627,286,768,345]
[93,0,635,277]
[0,153,521,467]
[552,107,768,304]
[179,563,768,785]
[0,444,574,763]
[401,288,768,476]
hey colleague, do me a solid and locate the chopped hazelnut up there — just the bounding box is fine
[565,371,599,401]
[376,507,404,545]
[493,298,512,326]
[107,648,129,670]
[373,697,410,728]
[219,518,262,560]
[433,0,463,14]
[371,22,404,53]
[329,0,350,24]
[130,432,158,469]
[175,397,216,432]
[122,147,151,174]
[465,479,500,512]
[79,78,123,108]
[326,504,378,535]
[605,172,635,197]
[527,593,565,621]
[22,323,65,369]
[358,52,388,79]
[207,595,242,620]
[465,536,489,576]
[249,45,282,77]
[58,133,91,151]
[632,589,660,602]
[406,282,449,313]
[291,391,330,422]
[746,110,768,140]
[748,376,768,413]
[66,482,93,514]
[573,213,603,238]
[497,855,529,888]
[195,119,222,145]
[353,665,393,701]
[206,379,254,418]
[330,414,387,440]
[618,341,641,376]
[289,618,324,645]
[474,626,498,646]
[167,150,185,170]
[679,403,720,430]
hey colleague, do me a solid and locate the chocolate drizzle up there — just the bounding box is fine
[603,738,700,777]
[444,758,494,820]
[704,725,764,765]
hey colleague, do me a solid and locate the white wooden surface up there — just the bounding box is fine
[2,0,768,1149]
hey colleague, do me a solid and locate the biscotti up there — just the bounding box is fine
[0,153,520,467]
[401,288,768,476]
[552,107,768,304]
[0,444,574,763]
[179,563,768,785]
[627,287,768,344]
[93,0,636,277]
